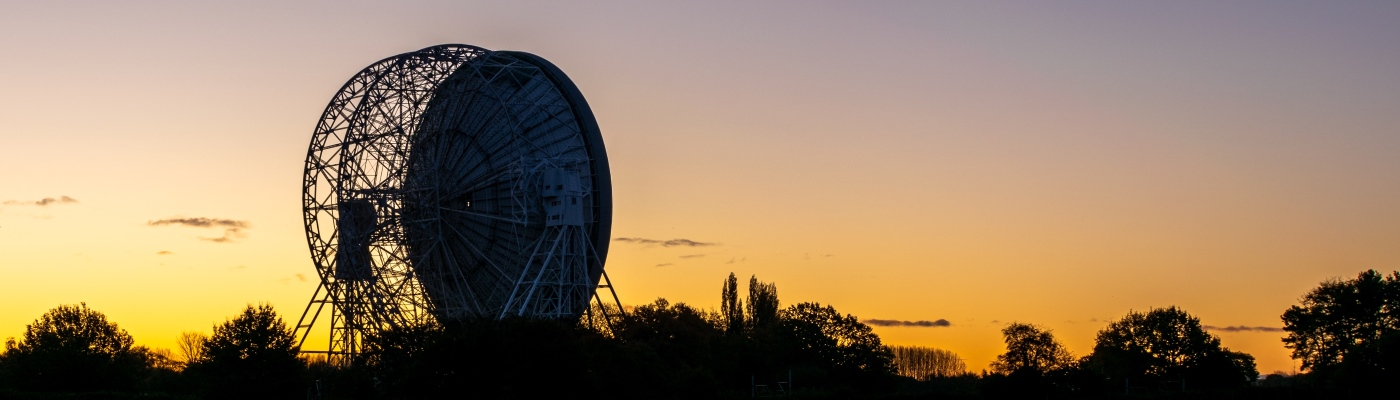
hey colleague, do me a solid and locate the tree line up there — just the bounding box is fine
[351,273,896,399]
[894,269,1399,398]
[0,269,1395,399]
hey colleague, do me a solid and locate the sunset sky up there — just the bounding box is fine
[3,1,1398,374]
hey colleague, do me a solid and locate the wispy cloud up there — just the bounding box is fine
[3,196,79,206]
[156,251,174,255]
[200,232,245,243]
[654,263,674,267]
[614,237,718,247]
[1205,325,1284,333]
[679,254,705,259]
[863,319,952,328]
[726,257,746,264]
[148,217,247,229]
[148,217,250,243]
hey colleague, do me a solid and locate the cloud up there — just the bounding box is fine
[148,217,250,243]
[3,196,79,206]
[654,263,673,267]
[726,257,747,264]
[679,254,705,259]
[156,251,173,255]
[200,230,246,243]
[614,237,718,247]
[148,217,248,229]
[279,273,311,285]
[863,319,952,328]
[1205,325,1285,333]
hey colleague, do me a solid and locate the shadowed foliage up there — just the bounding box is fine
[1281,269,1400,388]
[780,302,896,382]
[747,275,779,331]
[360,316,668,400]
[990,323,1076,375]
[1084,306,1258,391]
[0,303,151,392]
[721,272,744,336]
[350,276,901,399]
[891,345,966,380]
[980,323,1078,397]
[4,272,1347,399]
[185,303,304,400]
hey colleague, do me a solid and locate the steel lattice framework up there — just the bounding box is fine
[295,44,618,363]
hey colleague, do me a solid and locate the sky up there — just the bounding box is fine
[2,1,1399,374]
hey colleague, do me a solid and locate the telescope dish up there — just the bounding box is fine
[295,44,616,361]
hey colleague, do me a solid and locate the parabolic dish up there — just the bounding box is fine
[302,44,611,334]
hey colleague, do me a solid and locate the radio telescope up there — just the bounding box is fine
[293,44,619,361]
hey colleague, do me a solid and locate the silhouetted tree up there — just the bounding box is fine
[780,302,895,379]
[303,353,374,400]
[176,330,207,366]
[721,272,744,335]
[1281,269,1400,385]
[990,323,1075,375]
[614,298,728,394]
[186,303,304,399]
[1085,306,1257,391]
[0,303,149,392]
[747,275,780,331]
[981,323,1077,397]
[136,346,181,371]
[131,345,185,393]
[891,345,965,380]
[362,318,629,400]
